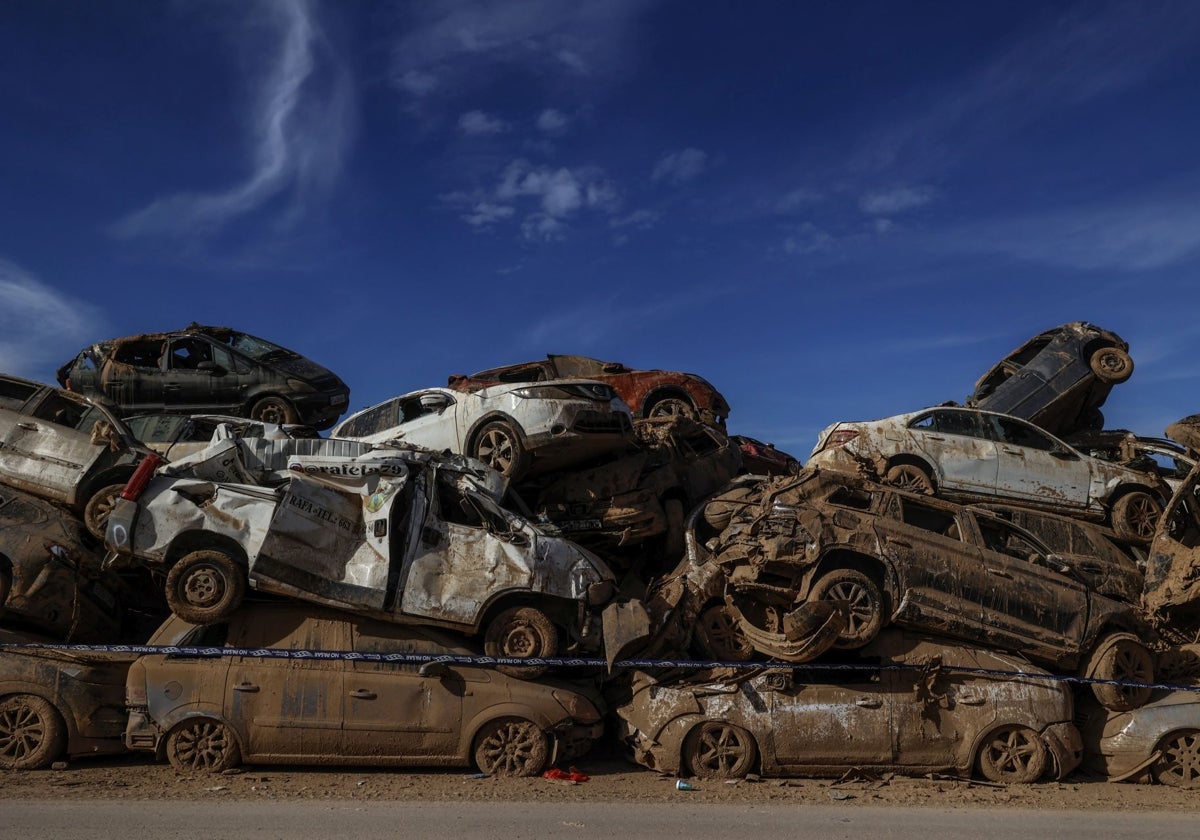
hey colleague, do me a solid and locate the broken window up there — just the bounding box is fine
[975,517,1051,565]
[167,338,215,370]
[112,339,165,368]
[338,401,400,438]
[898,498,962,540]
[29,393,103,431]
[826,485,873,511]
[0,377,38,411]
[988,416,1058,451]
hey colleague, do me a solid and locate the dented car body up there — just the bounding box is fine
[968,322,1132,438]
[1080,690,1200,787]
[809,406,1169,544]
[532,417,742,559]
[616,631,1082,783]
[105,442,618,663]
[125,605,604,774]
[454,354,731,428]
[1142,463,1200,632]
[57,324,350,431]
[331,382,633,480]
[670,469,1155,709]
[125,413,320,462]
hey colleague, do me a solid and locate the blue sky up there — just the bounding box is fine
[3,1,1200,455]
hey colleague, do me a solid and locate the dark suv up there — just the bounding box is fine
[57,324,350,430]
[967,322,1132,437]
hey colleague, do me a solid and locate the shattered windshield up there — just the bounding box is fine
[224,332,296,362]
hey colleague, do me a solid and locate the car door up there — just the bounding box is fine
[888,652,991,772]
[102,337,167,412]
[967,512,1088,664]
[872,495,991,637]
[984,414,1091,508]
[905,409,999,494]
[0,390,110,504]
[223,611,345,761]
[163,337,245,412]
[340,619,464,761]
[379,391,463,453]
[768,670,895,769]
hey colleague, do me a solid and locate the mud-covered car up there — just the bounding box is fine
[674,469,1156,710]
[331,383,633,480]
[453,354,731,428]
[531,417,741,563]
[0,616,199,770]
[57,324,350,431]
[1079,691,1200,787]
[125,604,604,775]
[105,443,618,672]
[1143,463,1200,634]
[0,373,153,538]
[967,322,1132,437]
[809,405,1169,544]
[125,413,319,462]
[617,631,1082,783]
[0,486,125,642]
[730,435,801,476]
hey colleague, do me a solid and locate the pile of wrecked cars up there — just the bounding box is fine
[4,322,1200,792]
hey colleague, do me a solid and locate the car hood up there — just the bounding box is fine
[268,355,344,386]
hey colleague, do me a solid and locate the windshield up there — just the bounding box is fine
[223,331,296,362]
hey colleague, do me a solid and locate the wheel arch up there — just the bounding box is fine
[474,591,578,637]
[805,547,896,607]
[965,719,1049,779]
[464,411,528,455]
[680,717,762,778]
[640,386,695,417]
[164,532,251,569]
[0,688,77,749]
[241,390,296,418]
[883,454,939,490]
[462,708,556,767]
[77,465,139,508]
[156,709,247,762]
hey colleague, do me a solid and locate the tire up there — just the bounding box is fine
[645,396,694,420]
[1152,730,1200,788]
[165,718,241,773]
[249,395,299,426]
[695,604,755,661]
[662,498,685,560]
[0,694,67,770]
[885,463,934,495]
[810,568,885,650]
[471,420,528,478]
[976,725,1047,784]
[1111,491,1162,544]
[1090,635,1155,711]
[682,721,757,780]
[164,549,246,625]
[473,718,549,777]
[483,606,558,679]
[1089,346,1134,384]
[83,482,126,541]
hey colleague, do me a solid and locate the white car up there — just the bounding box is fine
[331,381,633,478]
[809,405,1170,543]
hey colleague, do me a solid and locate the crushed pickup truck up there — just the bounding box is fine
[103,434,621,675]
[529,416,742,565]
[652,469,1157,710]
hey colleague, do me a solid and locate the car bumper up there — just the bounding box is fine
[554,721,605,764]
[1042,720,1084,779]
[124,708,163,753]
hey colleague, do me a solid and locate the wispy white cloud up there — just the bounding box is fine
[782,222,834,255]
[775,187,822,213]
[536,108,570,134]
[458,109,509,135]
[462,201,515,227]
[0,259,106,382]
[389,0,653,103]
[860,186,936,215]
[652,148,708,185]
[611,209,661,229]
[112,1,353,240]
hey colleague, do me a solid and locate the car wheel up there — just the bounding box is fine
[83,482,126,541]
[682,721,757,780]
[484,606,557,679]
[1090,635,1155,711]
[884,463,934,495]
[977,725,1047,784]
[810,568,885,650]
[1111,491,1163,544]
[0,694,67,770]
[695,604,755,661]
[165,718,241,773]
[472,421,528,478]
[662,498,685,560]
[1152,730,1200,788]
[473,718,549,777]
[249,395,299,425]
[164,549,246,625]
[1090,346,1134,384]
[646,396,694,420]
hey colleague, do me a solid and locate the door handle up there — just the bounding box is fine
[17,422,37,431]
[985,567,1011,579]
[958,692,986,706]
[1001,448,1025,456]
[233,682,259,693]
[926,435,945,441]
[349,689,377,700]
[165,384,181,391]
[855,697,883,709]
[888,539,912,549]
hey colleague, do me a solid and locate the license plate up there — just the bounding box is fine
[558,519,603,531]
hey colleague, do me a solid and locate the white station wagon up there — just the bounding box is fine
[809,406,1170,543]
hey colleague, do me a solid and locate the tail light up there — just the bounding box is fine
[825,430,859,448]
[126,663,147,706]
[121,453,163,501]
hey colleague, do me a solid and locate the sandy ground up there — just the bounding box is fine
[3,753,1199,811]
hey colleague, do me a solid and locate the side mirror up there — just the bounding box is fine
[418,661,449,678]
[197,361,224,375]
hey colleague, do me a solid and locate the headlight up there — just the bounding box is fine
[552,689,601,724]
[286,378,318,394]
[514,384,614,401]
